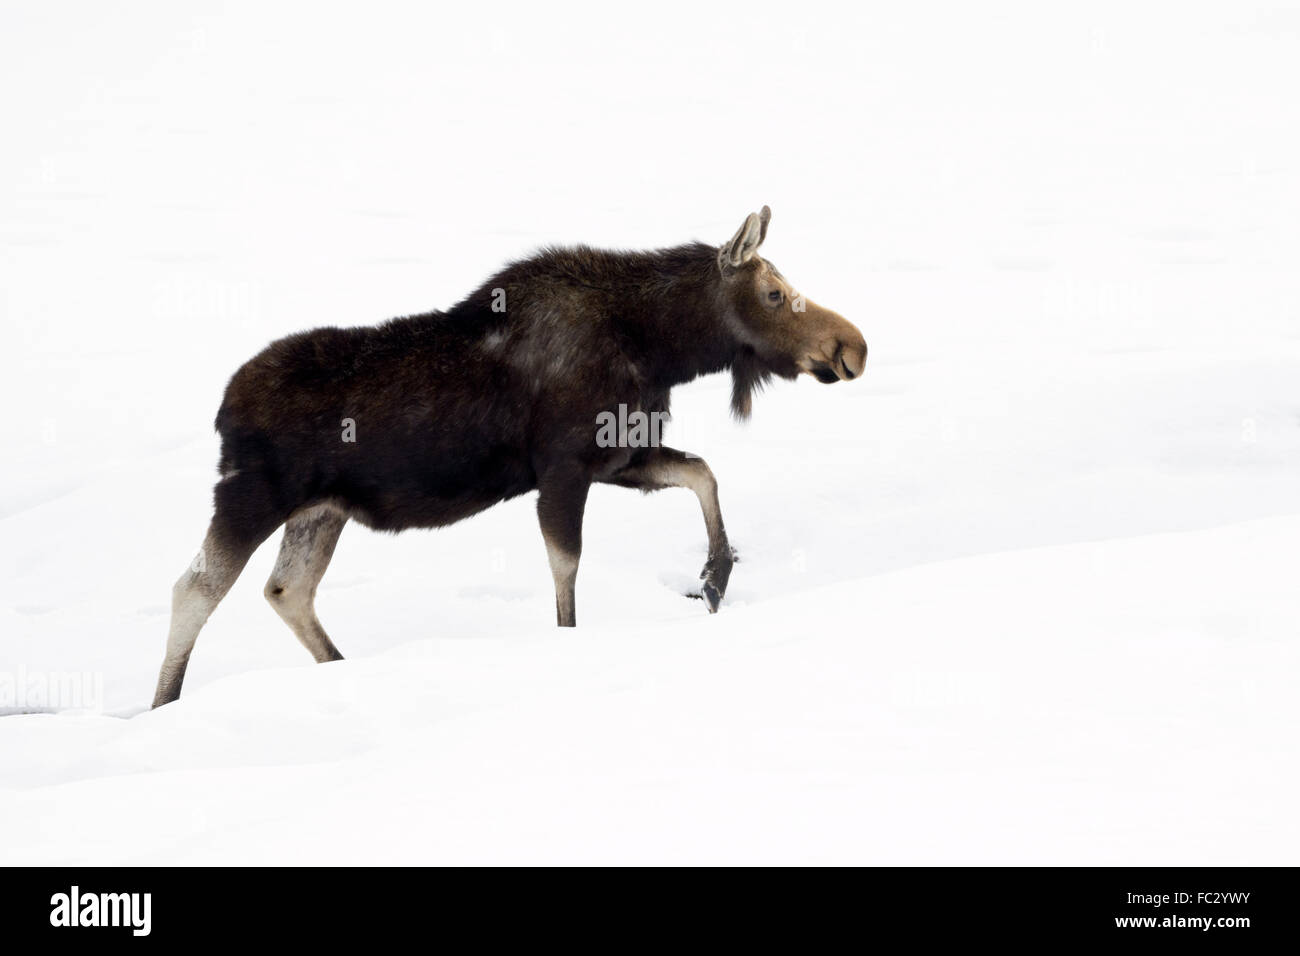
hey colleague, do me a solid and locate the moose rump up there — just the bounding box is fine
[215,321,540,537]
[154,319,540,703]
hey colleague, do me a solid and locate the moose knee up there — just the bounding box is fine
[172,573,195,607]
[173,567,219,609]
[683,460,718,501]
[264,576,317,608]
[263,579,291,606]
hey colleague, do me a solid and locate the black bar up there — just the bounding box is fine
[0,867,1294,944]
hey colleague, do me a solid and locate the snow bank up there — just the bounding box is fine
[2,517,1295,864]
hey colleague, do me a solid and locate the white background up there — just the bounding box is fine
[1,1,1297,863]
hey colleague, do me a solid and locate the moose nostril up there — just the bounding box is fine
[839,344,865,380]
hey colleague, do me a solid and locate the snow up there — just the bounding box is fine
[2,1,1298,863]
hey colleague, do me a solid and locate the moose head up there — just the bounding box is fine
[717,206,867,417]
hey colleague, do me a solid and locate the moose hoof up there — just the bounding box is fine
[702,582,722,613]
[699,550,733,614]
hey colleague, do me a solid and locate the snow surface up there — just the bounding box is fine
[1,1,1298,864]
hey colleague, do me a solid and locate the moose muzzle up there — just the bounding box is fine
[801,305,868,384]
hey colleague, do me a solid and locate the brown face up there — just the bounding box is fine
[718,206,867,386]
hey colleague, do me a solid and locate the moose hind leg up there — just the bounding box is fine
[264,504,348,663]
[153,525,261,708]
[153,467,293,707]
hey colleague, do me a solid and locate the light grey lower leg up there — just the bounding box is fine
[544,535,579,627]
[264,505,348,663]
[660,455,730,561]
[602,446,734,612]
[153,526,254,707]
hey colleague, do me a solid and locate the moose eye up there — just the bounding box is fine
[767,290,784,305]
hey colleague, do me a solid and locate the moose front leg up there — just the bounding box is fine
[602,446,734,612]
[537,467,591,627]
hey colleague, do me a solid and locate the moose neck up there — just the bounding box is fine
[612,242,740,391]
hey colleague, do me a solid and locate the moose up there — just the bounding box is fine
[153,207,867,707]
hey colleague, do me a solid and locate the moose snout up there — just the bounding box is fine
[838,337,867,381]
[801,303,867,384]
[807,332,867,384]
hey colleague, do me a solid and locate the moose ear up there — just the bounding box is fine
[718,206,771,271]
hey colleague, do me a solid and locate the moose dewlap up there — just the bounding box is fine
[153,206,867,707]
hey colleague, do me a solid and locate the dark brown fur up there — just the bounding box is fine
[213,243,723,543]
